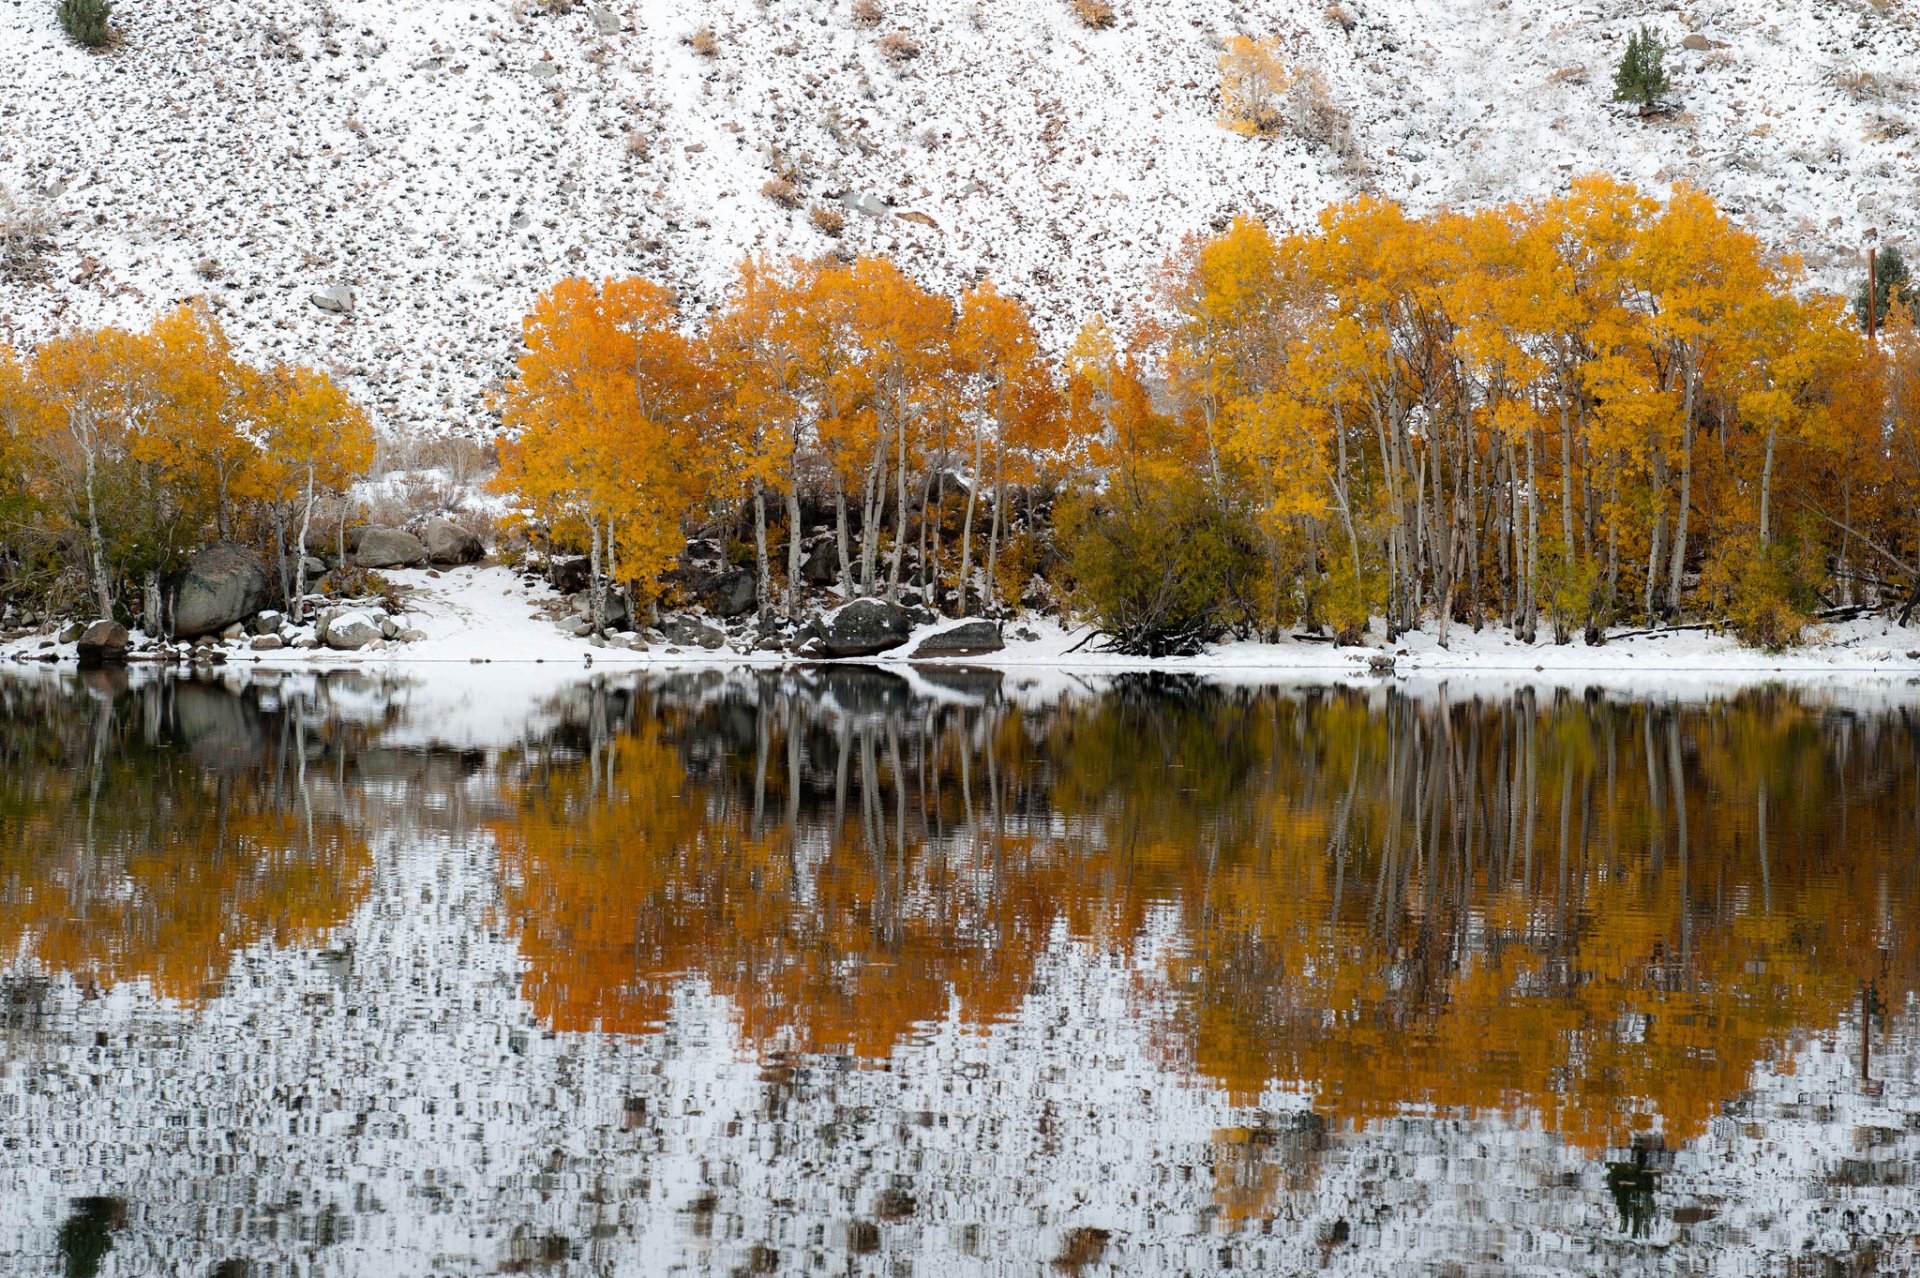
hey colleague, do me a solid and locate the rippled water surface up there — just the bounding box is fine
[2,667,1919,1276]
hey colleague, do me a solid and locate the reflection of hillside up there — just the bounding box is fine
[494,674,1920,1162]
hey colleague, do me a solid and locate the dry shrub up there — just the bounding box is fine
[809,204,846,237]
[1836,68,1878,100]
[1323,1,1355,30]
[850,0,883,27]
[877,31,920,63]
[0,186,52,282]
[685,26,719,57]
[625,130,650,159]
[1069,0,1116,29]
[761,176,801,208]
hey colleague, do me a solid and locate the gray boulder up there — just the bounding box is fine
[549,556,591,594]
[806,598,911,658]
[589,3,620,33]
[76,620,129,668]
[709,570,757,618]
[568,588,631,630]
[659,616,725,650]
[800,534,841,585]
[323,610,383,651]
[249,610,285,636]
[424,517,484,565]
[909,619,1004,659]
[355,527,428,569]
[170,543,273,638]
[250,635,285,652]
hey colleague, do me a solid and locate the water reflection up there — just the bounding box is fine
[1,667,1917,1274]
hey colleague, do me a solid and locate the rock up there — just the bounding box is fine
[557,615,593,638]
[805,599,911,658]
[1679,32,1726,49]
[220,622,247,641]
[249,610,284,636]
[754,634,787,652]
[324,611,382,651]
[529,61,559,81]
[355,527,428,569]
[378,615,399,639]
[1367,653,1397,675]
[310,284,354,315]
[659,616,726,649]
[301,555,326,581]
[709,570,757,618]
[800,534,841,584]
[423,517,484,565]
[568,589,631,630]
[909,619,1004,659]
[57,622,84,644]
[398,628,427,643]
[549,556,591,594]
[76,620,129,668]
[589,3,619,33]
[250,635,285,651]
[170,543,273,638]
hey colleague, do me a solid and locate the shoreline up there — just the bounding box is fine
[7,562,1920,685]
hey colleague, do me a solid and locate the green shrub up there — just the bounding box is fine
[1612,25,1668,107]
[1058,479,1265,657]
[1702,539,1819,650]
[56,0,111,47]
[1538,542,1601,644]
[1316,562,1372,646]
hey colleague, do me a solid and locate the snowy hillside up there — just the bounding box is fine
[1,0,1914,435]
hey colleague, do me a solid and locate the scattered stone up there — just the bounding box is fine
[589,3,620,33]
[324,610,383,651]
[57,622,84,644]
[250,610,284,636]
[529,61,559,81]
[1368,653,1397,675]
[754,634,787,652]
[568,588,632,630]
[355,527,428,568]
[170,543,274,638]
[250,634,285,651]
[423,517,484,565]
[378,615,400,639]
[909,619,1004,659]
[1012,626,1039,642]
[557,615,593,637]
[804,599,912,658]
[76,621,129,668]
[220,622,248,641]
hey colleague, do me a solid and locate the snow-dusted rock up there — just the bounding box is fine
[909,619,1003,658]
[309,285,353,315]
[76,620,128,667]
[323,611,382,651]
[805,599,912,658]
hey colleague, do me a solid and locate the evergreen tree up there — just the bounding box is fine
[55,0,110,46]
[1856,245,1910,330]
[1612,25,1669,107]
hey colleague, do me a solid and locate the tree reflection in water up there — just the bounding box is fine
[492,670,1920,1166]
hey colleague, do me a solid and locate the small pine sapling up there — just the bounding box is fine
[56,0,111,47]
[1612,25,1670,108]
[1856,245,1911,330]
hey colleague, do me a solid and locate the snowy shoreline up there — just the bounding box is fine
[7,562,1920,686]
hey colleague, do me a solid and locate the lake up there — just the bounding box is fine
[1,666,1916,1275]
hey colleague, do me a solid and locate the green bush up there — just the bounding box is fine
[1058,479,1266,657]
[1538,542,1601,644]
[56,0,111,47]
[1612,25,1668,107]
[1701,539,1820,650]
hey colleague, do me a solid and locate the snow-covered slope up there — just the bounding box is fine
[1,0,1914,434]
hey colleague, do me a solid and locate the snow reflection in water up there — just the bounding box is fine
[0,665,1917,1275]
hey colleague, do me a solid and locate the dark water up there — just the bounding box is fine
[2,667,1919,1276]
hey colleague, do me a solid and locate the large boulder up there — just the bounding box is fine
[707,570,757,619]
[76,620,129,668]
[549,556,591,594]
[908,619,1004,659]
[322,610,383,651]
[805,599,912,658]
[355,527,428,569]
[800,534,841,585]
[423,518,484,565]
[568,588,631,630]
[658,616,726,650]
[169,543,273,638]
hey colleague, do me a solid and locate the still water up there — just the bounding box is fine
[1,666,1918,1276]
